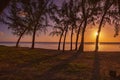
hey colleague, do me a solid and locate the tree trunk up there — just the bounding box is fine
[95,13,106,52]
[63,27,68,52]
[31,26,37,49]
[16,34,22,48]
[78,28,85,53]
[95,2,113,52]
[78,19,87,53]
[16,28,27,48]
[75,21,83,50]
[58,32,64,50]
[77,0,86,53]
[70,26,74,51]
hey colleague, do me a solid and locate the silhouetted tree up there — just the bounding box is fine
[49,2,68,51]
[60,0,80,51]
[75,20,84,50]
[68,0,80,51]
[63,24,68,52]
[50,24,65,50]
[92,1,115,80]
[0,0,31,47]
[95,0,114,52]
[20,0,53,49]
[60,1,70,52]
[78,0,99,53]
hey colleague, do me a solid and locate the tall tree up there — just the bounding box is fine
[49,2,68,51]
[68,0,80,51]
[60,1,70,52]
[95,0,114,52]
[20,0,53,49]
[92,0,115,80]
[61,0,80,51]
[78,0,99,53]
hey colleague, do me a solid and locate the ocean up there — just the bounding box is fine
[0,42,120,51]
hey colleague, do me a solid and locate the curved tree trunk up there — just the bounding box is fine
[95,13,106,52]
[75,21,83,50]
[70,26,74,51]
[77,0,87,53]
[78,19,87,53]
[58,32,64,50]
[16,34,22,48]
[95,18,104,51]
[63,27,68,52]
[31,26,37,49]
[95,1,113,52]
[16,28,27,47]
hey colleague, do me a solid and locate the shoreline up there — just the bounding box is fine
[1,41,120,44]
[1,45,120,53]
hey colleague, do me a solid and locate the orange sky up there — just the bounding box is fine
[0,0,120,43]
[85,24,120,42]
[0,24,120,42]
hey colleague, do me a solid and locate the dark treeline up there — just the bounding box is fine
[0,0,120,52]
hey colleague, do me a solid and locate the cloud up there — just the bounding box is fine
[0,31,4,36]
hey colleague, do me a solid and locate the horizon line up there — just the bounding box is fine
[1,41,120,44]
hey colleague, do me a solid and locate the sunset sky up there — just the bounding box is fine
[0,23,120,42]
[0,0,120,43]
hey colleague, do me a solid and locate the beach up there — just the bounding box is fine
[0,45,120,80]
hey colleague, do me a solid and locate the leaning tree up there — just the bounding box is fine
[95,0,114,52]
[0,0,31,47]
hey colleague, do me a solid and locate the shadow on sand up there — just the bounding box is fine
[39,52,79,80]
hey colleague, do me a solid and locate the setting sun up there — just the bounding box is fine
[95,32,98,36]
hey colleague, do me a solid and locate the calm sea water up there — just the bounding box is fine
[0,42,120,51]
